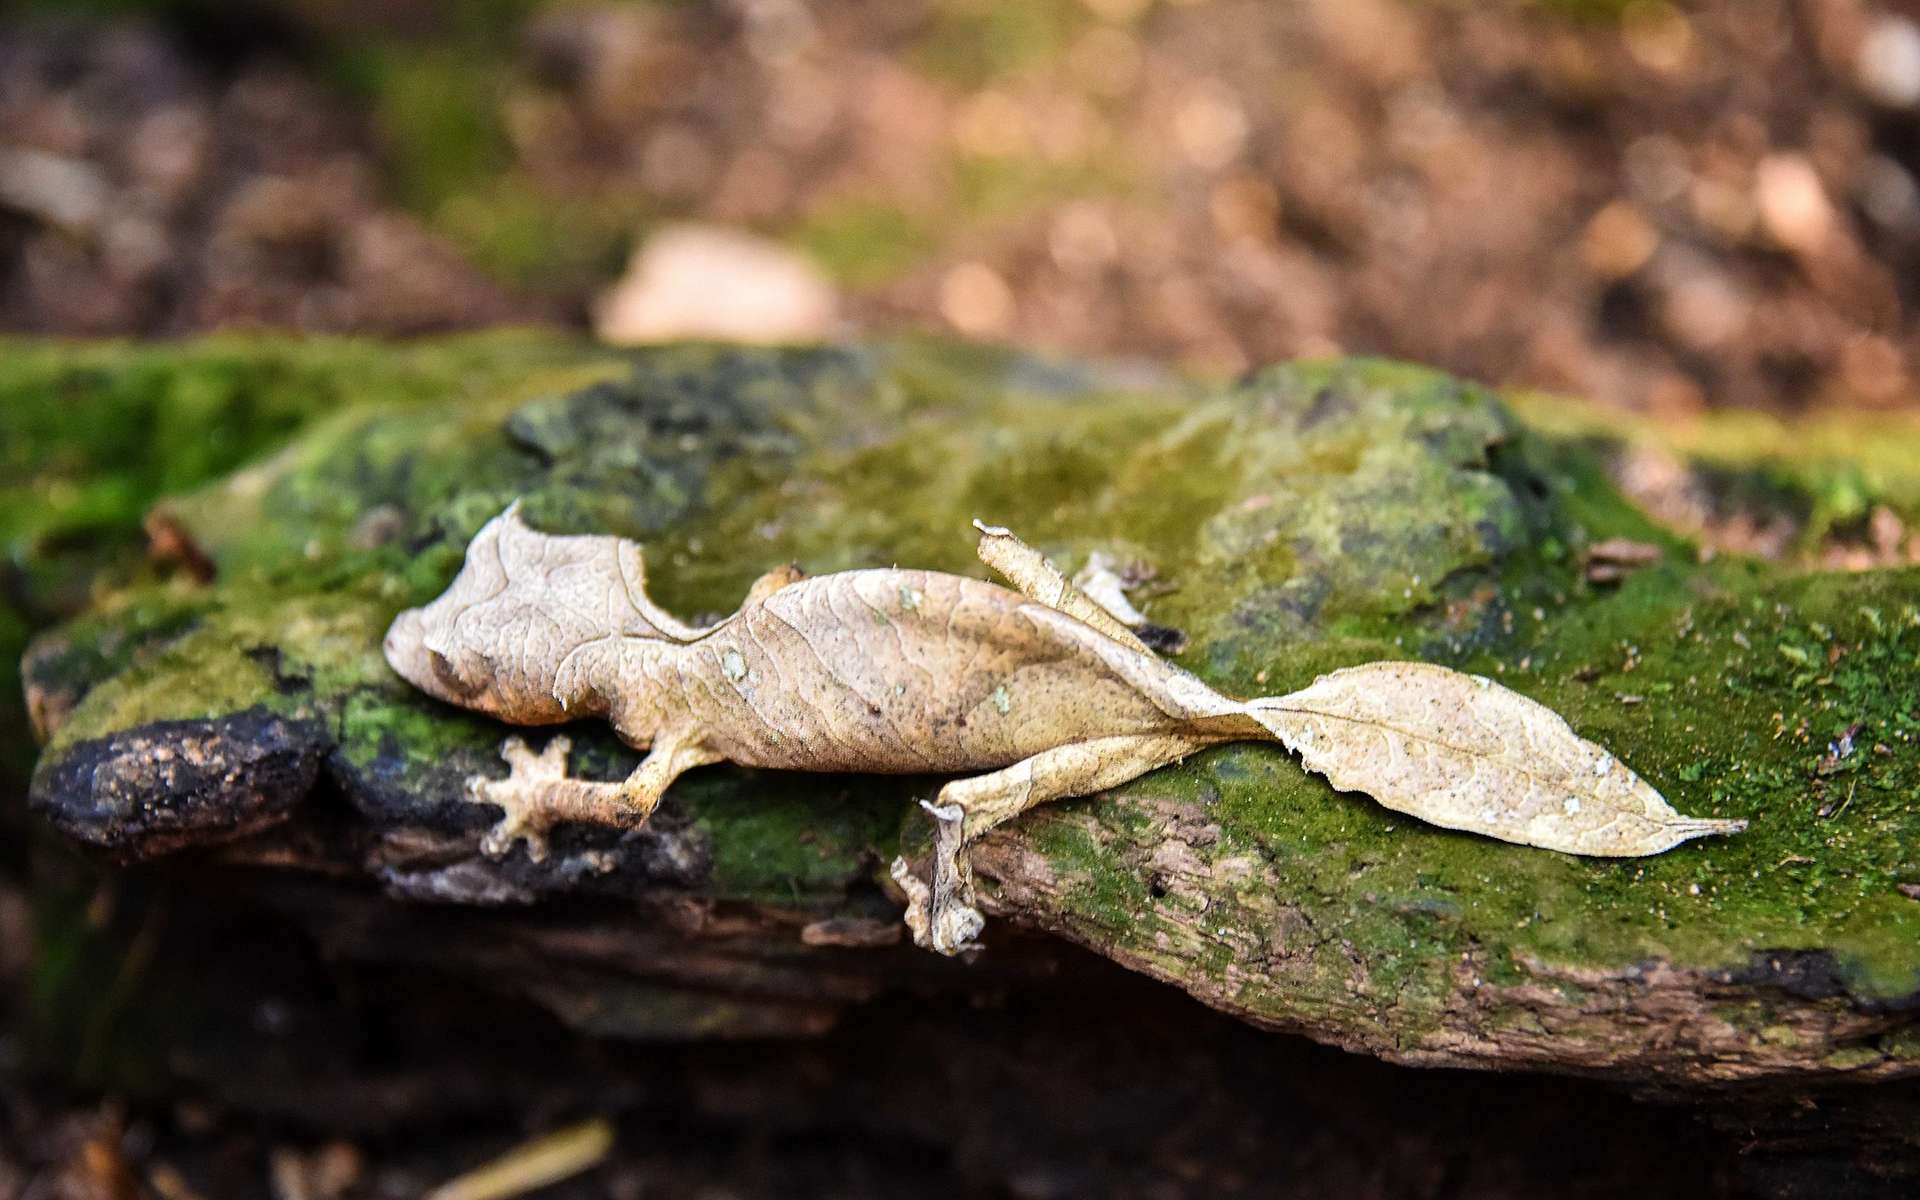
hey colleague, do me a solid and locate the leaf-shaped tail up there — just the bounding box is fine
[1245,661,1746,857]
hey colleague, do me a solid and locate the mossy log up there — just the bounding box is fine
[17,337,1920,1085]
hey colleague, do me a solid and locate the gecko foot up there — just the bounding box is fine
[465,734,573,863]
[929,896,985,956]
[890,856,932,947]
[919,799,986,955]
[891,854,984,955]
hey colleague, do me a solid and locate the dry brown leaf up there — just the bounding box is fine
[1249,662,1746,856]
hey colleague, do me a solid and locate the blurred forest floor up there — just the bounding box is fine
[6,0,1920,419]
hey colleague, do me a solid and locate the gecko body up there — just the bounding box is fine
[385,504,1743,955]
[656,569,1252,772]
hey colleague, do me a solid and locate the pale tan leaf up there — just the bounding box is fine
[1248,661,1746,856]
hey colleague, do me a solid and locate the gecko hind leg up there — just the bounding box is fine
[895,731,1215,954]
[467,730,720,862]
[971,521,1150,653]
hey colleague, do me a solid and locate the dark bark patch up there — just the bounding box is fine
[30,707,329,859]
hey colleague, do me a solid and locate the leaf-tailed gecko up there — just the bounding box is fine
[384,504,1744,955]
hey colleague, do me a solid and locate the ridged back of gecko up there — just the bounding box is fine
[383,503,704,722]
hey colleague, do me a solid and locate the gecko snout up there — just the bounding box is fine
[383,607,458,698]
[384,605,494,706]
[383,608,428,682]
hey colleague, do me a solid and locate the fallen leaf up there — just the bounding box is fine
[1249,661,1747,856]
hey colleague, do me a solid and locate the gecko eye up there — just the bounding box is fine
[427,648,480,698]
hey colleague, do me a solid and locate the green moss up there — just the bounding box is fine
[39,616,281,756]
[1017,785,1161,936]
[1510,389,1920,552]
[337,686,501,769]
[0,336,541,780]
[3,332,624,796]
[439,181,649,297]
[1206,565,1917,999]
[688,770,913,903]
[332,41,514,216]
[0,333,610,566]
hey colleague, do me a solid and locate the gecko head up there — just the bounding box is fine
[382,505,579,723]
[383,603,480,707]
[384,585,575,723]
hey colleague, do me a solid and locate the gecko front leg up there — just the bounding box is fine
[467,730,720,861]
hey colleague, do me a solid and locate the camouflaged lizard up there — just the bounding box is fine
[384,504,1744,955]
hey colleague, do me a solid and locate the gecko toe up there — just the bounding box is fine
[499,735,536,768]
[479,810,549,862]
[517,827,551,862]
[929,901,985,955]
[919,799,966,846]
[465,770,553,863]
[919,798,963,823]
[890,856,933,948]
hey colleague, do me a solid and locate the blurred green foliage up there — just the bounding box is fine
[915,0,1087,86]
[794,203,935,286]
[332,44,515,216]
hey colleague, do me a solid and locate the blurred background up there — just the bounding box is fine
[8,0,1920,419]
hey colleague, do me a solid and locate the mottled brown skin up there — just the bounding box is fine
[664,569,1245,772]
[384,506,1250,952]
[385,505,1742,955]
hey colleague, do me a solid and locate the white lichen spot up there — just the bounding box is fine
[721,648,748,683]
[991,684,1011,715]
[1592,753,1613,777]
[899,585,923,611]
[1563,796,1582,815]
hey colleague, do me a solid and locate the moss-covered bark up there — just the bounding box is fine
[18,336,1920,1080]
[0,334,627,778]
